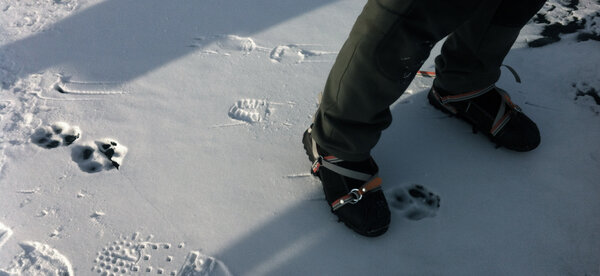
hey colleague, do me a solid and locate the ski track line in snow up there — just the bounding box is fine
[54,78,126,95]
[0,241,74,276]
[189,34,336,64]
[285,172,312,179]
[210,122,248,129]
[388,184,441,220]
[92,233,231,276]
[15,187,40,195]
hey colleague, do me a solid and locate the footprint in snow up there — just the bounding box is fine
[189,34,336,64]
[269,44,335,64]
[71,138,128,173]
[217,35,256,52]
[1,222,74,275]
[92,233,232,276]
[388,184,440,220]
[228,98,271,123]
[0,241,74,276]
[31,121,81,149]
[191,35,256,54]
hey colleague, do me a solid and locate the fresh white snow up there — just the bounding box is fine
[0,0,599,275]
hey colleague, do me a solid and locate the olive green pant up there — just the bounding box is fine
[312,0,545,161]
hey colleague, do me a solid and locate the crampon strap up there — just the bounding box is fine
[331,177,382,211]
[311,154,381,211]
[311,156,374,181]
[308,134,382,211]
[430,85,522,137]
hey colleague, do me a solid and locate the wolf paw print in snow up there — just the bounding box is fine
[92,233,231,276]
[389,184,440,220]
[96,138,128,169]
[228,99,271,123]
[31,122,81,149]
[71,138,128,173]
[71,143,107,173]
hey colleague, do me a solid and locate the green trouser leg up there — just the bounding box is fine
[434,0,547,93]
[312,0,495,161]
[312,0,543,161]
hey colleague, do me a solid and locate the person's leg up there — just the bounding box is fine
[433,0,547,93]
[306,0,501,237]
[311,0,493,161]
[429,0,545,151]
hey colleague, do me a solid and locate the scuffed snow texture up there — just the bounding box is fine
[528,0,600,46]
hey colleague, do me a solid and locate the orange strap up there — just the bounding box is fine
[417,70,436,78]
[331,177,383,211]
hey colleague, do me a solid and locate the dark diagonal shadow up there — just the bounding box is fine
[2,0,336,82]
[214,199,398,275]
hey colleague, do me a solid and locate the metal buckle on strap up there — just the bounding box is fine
[331,178,382,211]
[346,189,363,204]
[332,189,363,211]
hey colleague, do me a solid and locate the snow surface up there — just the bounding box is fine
[0,0,599,275]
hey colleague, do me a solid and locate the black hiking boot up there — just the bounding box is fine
[302,126,390,237]
[428,85,540,151]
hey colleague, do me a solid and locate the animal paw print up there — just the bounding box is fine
[96,138,128,169]
[71,138,128,173]
[389,184,440,220]
[31,122,81,149]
